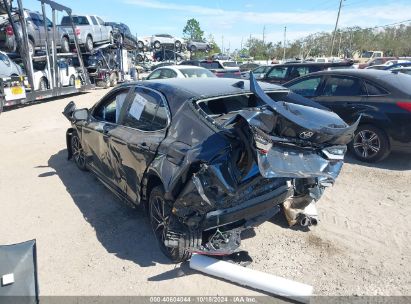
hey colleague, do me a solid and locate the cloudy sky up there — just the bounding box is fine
[22,0,411,50]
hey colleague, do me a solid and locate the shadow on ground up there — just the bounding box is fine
[345,151,411,171]
[38,149,170,267]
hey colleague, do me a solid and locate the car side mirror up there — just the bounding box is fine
[73,108,89,121]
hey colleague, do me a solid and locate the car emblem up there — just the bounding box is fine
[299,131,314,139]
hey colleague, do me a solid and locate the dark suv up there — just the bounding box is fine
[260,61,353,84]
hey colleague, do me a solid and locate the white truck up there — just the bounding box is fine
[59,15,113,52]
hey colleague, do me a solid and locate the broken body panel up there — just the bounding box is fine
[63,75,358,258]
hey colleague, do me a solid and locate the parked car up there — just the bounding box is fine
[104,22,137,50]
[180,59,241,78]
[0,10,70,53]
[241,64,272,79]
[284,69,411,162]
[60,15,113,52]
[146,65,215,80]
[0,50,23,77]
[212,53,231,60]
[384,62,411,70]
[259,61,353,85]
[150,34,182,50]
[358,57,397,69]
[153,49,186,62]
[62,76,356,261]
[31,59,77,90]
[186,40,210,52]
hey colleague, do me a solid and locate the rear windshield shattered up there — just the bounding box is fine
[196,92,288,116]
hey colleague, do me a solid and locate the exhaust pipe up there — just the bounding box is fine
[298,214,318,227]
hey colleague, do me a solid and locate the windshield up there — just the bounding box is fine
[199,61,223,69]
[61,16,89,25]
[180,68,215,78]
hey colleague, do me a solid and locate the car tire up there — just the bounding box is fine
[85,35,93,52]
[109,32,114,44]
[109,73,117,87]
[61,36,70,53]
[28,39,35,56]
[136,54,143,62]
[190,45,197,52]
[39,77,48,91]
[349,124,390,163]
[137,41,144,49]
[97,75,111,89]
[69,75,75,87]
[154,41,161,49]
[71,131,87,171]
[175,40,181,49]
[149,185,200,263]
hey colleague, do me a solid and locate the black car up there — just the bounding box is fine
[284,69,411,162]
[105,22,137,50]
[153,49,184,62]
[62,76,357,262]
[260,61,353,85]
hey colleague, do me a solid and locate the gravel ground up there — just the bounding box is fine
[0,89,410,297]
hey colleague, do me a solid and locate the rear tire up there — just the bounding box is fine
[69,75,75,86]
[349,124,390,163]
[154,41,161,49]
[71,131,87,171]
[137,41,144,49]
[149,186,199,262]
[190,45,197,52]
[39,77,48,91]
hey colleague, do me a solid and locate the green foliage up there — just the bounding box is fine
[183,18,204,41]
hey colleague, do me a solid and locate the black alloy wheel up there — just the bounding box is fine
[71,132,87,170]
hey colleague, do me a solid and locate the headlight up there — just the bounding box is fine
[322,145,347,160]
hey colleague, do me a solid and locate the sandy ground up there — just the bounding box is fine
[0,89,410,297]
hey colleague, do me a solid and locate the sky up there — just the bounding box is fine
[21,0,411,51]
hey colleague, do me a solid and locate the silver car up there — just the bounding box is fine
[186,40,210,52]
[150,34,182,50]
[0,50,23,78]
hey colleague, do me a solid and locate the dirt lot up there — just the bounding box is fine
[1,89,410,297]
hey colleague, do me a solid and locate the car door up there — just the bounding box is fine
[89,16,101,42]
[83,86,131,189]
[97,16,108,41]
[107,86,170,203]
[314,75,367,123]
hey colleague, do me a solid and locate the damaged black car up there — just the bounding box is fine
[63,75,358,262]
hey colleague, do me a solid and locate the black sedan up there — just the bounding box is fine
[284,69,411,162]
[63,76,357,261]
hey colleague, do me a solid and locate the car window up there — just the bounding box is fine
[93,88,130,123]
[364,81,389,95]
[289,66,310,79]
[123,87,168,131]
[200,61,222,69]
[66,16,89,25]
[90,16,98,25]
[97,17,105,25]
[160,69,177,78]
[179,68,215,78]
[29,13,43,27]
[253,66,268,73]
[288,77,322,97]
[323,76,365,96]
[147,69,162,80]
[266,67,287,79]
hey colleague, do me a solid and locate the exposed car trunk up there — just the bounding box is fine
[169,76,359,254]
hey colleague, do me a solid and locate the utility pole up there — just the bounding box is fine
[221,35,224,54]
[283,26,287,61]
[330,0,343,57]
[240,37,243,50]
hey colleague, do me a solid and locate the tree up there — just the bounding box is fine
[183,18,204,41]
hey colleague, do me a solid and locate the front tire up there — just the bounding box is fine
[39,77,48,91]
[85,35,93,52]
[349,124,390,163]
[71,131,87,171]
[153,41,161,49]
[149,186,198,262]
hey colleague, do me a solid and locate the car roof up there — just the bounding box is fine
[120,78,288,115]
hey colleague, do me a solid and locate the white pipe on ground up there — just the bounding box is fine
[190,254,313,303]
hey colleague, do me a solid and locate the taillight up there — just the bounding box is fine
[5,25,13,36]
[215,72,224,77]
[397,102,411,112]
[75,27,80,36]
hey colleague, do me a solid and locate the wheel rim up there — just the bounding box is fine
[138,42,143,49]
[155,42,160,48]
[87,38,93,50]
[72,136,85,168]
[175,41,181,48]
[69,76,75,86]
[40,79,46,91]
[353,130,381,159]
